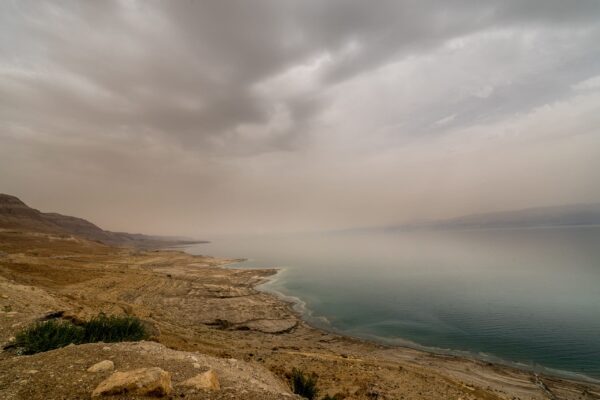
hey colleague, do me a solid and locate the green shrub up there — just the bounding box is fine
[15,319,84,354]
[290,368,319,400]
[14,313,149,354]
[82,313,148,343]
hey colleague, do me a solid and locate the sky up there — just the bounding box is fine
[1,0,600,236]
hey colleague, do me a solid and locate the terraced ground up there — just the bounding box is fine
[0,229,599,399]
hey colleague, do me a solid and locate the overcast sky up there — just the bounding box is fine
[2,1,600,236]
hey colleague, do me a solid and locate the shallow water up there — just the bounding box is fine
[185,226,600,380]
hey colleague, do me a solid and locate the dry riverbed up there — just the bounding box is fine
[0,229,598,399]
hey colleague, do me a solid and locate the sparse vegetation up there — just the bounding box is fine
[290,368,319,400]
[14,313,148,354]
[82,313,148,343]
[15,319,84,354]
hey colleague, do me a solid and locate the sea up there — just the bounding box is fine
[184,226,600,381]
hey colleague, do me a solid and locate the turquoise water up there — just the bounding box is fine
[185,226,600,380]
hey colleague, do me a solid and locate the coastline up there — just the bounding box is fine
[203,249,600,391]
[251,266,600,385]
[2,229,599,399]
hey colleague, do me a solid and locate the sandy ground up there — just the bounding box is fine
[0,229,599,399]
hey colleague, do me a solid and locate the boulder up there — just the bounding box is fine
[179,369,220,391]
[87,360,115,373]
[92,367,172,397]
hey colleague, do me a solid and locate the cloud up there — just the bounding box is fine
[435,114,457,126]
[1,0,600,234]
[572,75,600,91]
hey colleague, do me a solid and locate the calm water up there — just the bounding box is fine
[185,226,600,380]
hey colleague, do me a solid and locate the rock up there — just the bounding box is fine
[87,360,114,373]
[192,363,201,369]
[92,367,172,397]
[180,370,220,391]
[243,318,297,334]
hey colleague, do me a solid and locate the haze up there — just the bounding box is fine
[2,1,600,236]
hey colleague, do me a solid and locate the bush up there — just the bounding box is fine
[290,368,319,400]
[82,313,148,343]
[15,319,84,354]
[14,313,149,354]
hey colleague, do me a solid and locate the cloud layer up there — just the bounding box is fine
[2,0,600,235]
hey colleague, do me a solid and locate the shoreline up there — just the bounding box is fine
[220,256,600,386]
[3,229,600,399]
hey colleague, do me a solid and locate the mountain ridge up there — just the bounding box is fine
[387,202,600,232]
[0,193,205,248]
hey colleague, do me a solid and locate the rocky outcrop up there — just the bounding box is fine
[0,341,294,399]
[87,360,115,373]
[179,369,220,391]
[92,367,172,397]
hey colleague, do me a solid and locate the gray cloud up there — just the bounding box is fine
[1,0,599,235]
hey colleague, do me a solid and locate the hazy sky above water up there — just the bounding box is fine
[2,1,600,236]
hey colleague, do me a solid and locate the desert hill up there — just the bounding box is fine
[0,193,204,248]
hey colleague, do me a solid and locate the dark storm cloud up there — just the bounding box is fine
[3,0,599,152]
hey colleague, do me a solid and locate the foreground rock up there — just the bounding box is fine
[92,367,172,397]
[87,360,114,373]
[180,369,220,391]
[0,341,294,399]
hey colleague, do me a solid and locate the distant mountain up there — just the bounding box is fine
[386,203,600,232]
[0,193,206,248]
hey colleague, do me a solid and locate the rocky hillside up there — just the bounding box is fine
[0,341,295,399]
[0,194,204,248]
[0,194,60,233]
